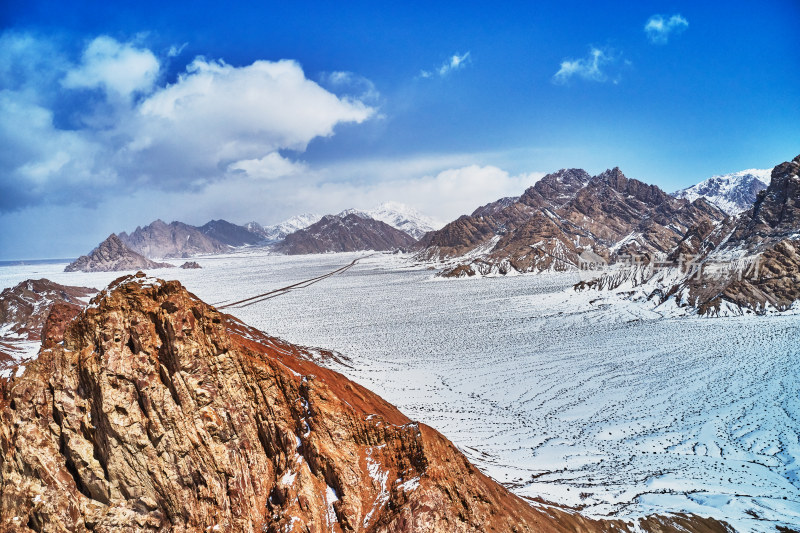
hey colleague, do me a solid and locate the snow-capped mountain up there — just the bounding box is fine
[249,213,322,243]
[261,204,441,243]
[672,168,772,215]
[361,201,444,239]
[273,213,416,254]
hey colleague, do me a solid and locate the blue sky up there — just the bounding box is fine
[1,1,798,259]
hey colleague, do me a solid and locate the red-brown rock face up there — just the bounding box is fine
[0,274,730,532]
[417,167,728,277]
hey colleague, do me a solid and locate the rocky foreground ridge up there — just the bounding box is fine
[0,274,731,532]
[65,235,174,273]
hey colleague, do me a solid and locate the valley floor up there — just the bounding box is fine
[2,251,799,532]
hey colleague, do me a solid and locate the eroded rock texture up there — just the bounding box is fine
[0,275,731,532]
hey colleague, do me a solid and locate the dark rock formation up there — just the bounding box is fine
[65,234,174,273]
[119,220,231,259]
[199,219,264,247]
[179,262,202,269]
[275,214,417,255]
[419,167,727,277]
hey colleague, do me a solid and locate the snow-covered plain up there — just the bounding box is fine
[1,251,799,531]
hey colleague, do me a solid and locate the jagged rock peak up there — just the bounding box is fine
[65,234,174,273]
[596,166,627,187]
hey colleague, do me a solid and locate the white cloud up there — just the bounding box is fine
[553,47,620,85]
[319,70,380,103]
[125,57,375,185]
[419,51,471,78]
[62,36,160,98]
[0,33,378,210]
[644,14,689,44]
[228,152,308,180]
[290,164,543,223]
[167,42,188,57]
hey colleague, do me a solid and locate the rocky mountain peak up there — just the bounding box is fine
[672,168,772,215]
[274,213,416,255]
[519,168,591,208]
[732,154,800,245]
[597,166,628,190]
[65,234,174,273]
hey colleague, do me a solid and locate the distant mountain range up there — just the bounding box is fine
[672,168,772,215]
[64,161,800,316]
[274,212,417,254]
[119,220,232,258]
[65,234,174,273]
[67,203,440,271]
[358,201,443,239]
[245,213,323,243]
[417,167,727,276]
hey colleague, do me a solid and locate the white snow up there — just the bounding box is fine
[673,168,772,215]
[1,251,799,531]
[260,213,323,242]
[359,201,445,239]
[325,484,339,530]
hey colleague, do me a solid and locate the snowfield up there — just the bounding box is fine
[1,251,798,531]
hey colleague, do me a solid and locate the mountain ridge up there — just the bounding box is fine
[672,168,772,215]
[0,273,732,532]
[65,234,174,273]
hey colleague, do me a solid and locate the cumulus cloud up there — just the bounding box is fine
[553,47,621,85]
[0,32,378,212]
[419,51,471,78]
[290,164,543,223]
[644,14,689,44]
[62,36,159,98]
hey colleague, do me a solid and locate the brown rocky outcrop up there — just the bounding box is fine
[0,274,731,532]
[0,279,95,342]
[671,155,800,314]
[577,155,800,315]
[275,214,416,255]
[424,167,728,277]
[0,279,95,370]
[65,234,174,273]
[119,220,231,259]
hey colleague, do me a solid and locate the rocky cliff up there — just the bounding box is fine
[65,234,174,273]
[577,154,800,315]
[0,279,95,372]
[275,214,417,255]
[0,274,730,532]
[418,167,727,277]
[119,220,232,259]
